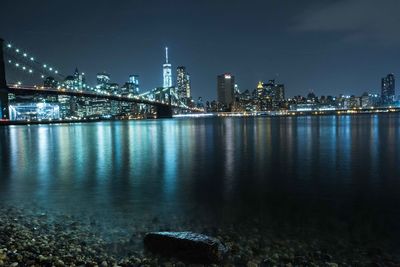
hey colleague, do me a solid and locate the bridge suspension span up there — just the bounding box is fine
[0,38,203,121]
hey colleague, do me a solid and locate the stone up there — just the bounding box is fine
[247,260,258,267]
[144,231,228,263]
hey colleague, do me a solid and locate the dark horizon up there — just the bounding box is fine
[1,0,399,101]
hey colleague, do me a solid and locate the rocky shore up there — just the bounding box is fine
[0,205,399,266]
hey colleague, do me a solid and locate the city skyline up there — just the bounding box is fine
[3,41,397,104]
[1,0,399,101]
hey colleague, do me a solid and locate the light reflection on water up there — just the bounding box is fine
[1,115,400,243]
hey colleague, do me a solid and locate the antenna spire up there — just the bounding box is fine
[165,47,169,64]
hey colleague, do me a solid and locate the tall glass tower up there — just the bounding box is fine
[163,47,172,88]
[177,66,191,100]
[381,73,395,104]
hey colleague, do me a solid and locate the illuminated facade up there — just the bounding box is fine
[163,47,172,88]
[96,72,111,92]
[97,72,111,85]
[177,66,191,101]
[128,75,140,94]
[73,68,85,90]
[381,73,395,104]
[9,102,60,121]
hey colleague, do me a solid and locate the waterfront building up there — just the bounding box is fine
[163,47,172,88]
[336,95,360,109]
[361,92,380,108]
[381,73,395,104]
[217,73,235,108]
[273,84,285,102]
[96,72,111,92]
[62,68,86,91]
[234,84,240,94]
[256,81,271,111]
[268,80,285,109]
[254,80,285,110]
[264,80,275,96]
[109,83,120,95]
[9,102,60,121]
[57,95,72,118]
[349,95,361,108]
[73,68,85,90]
[89,98,111,116]
[177,66,191,101]
[63,75,75,89]
[97,72,111,85]
[128,75,140,95]
[256,81,265,98]
[197,97,204,109]
[307,92,318,103]
[290,103,317,111]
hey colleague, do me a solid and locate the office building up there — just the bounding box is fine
[163,47,172,88]
[381,73,395,104]
[177,66,191,101]
[217,73,235,106]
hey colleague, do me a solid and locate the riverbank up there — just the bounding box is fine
[0,205,399,266]
[2,107,400,126]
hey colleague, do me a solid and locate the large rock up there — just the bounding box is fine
[144,231,228,263]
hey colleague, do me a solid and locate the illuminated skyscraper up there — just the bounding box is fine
[163,47,172,88]
[217,73,235,106]
[381,73,395,104]
[128,75,140,95]
[97,72,110,85]
[177,66,191,100]
[73,68,85,90]
[96,72,111,92]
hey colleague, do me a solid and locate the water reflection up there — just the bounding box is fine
[1,115,400,242]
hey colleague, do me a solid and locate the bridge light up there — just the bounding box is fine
[41,75,45,78]
[15,63,19,67]
[54,70,58,74]
[15,49,19,53]
[43,64,47,68]
[30,57,34,61]
[29,69,33,73]
[49,67,53,71]
[8,60,11,63]
[23,53,27,57]
[7,44,11,48]
[22,66,26,70]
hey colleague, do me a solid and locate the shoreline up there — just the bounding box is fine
[1,108,400,126]
[0,205,399,266]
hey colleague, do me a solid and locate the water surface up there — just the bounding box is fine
[1,115,400,246]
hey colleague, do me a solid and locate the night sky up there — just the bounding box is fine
[1,0,399,101]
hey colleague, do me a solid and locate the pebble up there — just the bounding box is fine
[0,205,398,266]
[247,260,258,267]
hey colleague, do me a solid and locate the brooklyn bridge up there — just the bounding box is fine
[0,38,203,122]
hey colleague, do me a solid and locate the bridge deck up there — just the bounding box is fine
[6,86,179,108]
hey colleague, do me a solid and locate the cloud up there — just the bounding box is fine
[293,0,400,45]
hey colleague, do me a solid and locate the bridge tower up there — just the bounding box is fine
[156,89,173,118]
[0,38,9,120]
